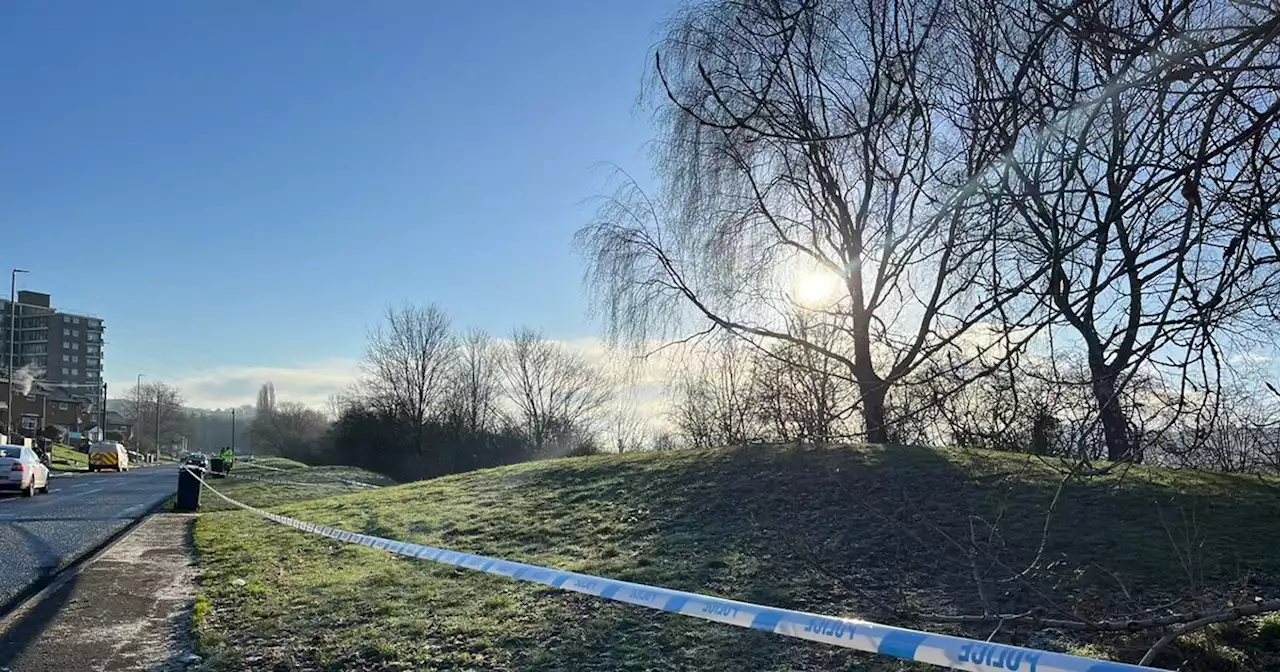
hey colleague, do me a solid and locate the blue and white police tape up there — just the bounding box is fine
[186,468,1167,672]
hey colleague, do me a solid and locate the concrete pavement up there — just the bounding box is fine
[0,514,198,671]
[0,466,178,612]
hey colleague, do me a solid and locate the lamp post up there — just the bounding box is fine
[7,268,28,435]
[136,373,146,454]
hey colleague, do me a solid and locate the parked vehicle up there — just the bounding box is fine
[0,444,51,496]
[89,440,130,472]
[183,453,209,470]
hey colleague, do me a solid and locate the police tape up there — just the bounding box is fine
[185,467,1167,672]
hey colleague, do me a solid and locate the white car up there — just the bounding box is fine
[0,444,51,497]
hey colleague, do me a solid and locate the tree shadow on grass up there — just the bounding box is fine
[489,444,1280,671]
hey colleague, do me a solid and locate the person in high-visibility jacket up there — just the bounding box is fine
[217,446,235,473]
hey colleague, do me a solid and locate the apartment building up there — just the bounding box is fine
[0,290,106,386]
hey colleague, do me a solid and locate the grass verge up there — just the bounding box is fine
[236,456,311,471]
[51,443,87,469]
[193,445,1280,671]
[198,465,394,513]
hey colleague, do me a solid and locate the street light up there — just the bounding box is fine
[7,268,28,436]
[135,373,145,451]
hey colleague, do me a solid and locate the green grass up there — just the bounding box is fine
[237,456,310,470]
[198,465,394,513]
[51,443,87,469]
[193,445,1280,671]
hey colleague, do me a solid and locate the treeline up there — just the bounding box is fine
[664,333,1280,474]
[577,0,1280,472]
[249,305,614,482]
[118,382,252,454]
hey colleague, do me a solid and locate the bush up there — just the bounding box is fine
[328,405,536,482]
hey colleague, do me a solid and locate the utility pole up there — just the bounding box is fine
[231,408,236,453]
[154,392,161,460]
[100,382,107,442]
[7,268,28,435]
[136,373,144,452]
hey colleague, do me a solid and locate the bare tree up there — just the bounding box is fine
[499,328,612,456]
[122,381,187,450]
[446,329,500,434]
[250,401,329,460]
[750,318,855,443]
[362,304,455,454]
[609,396,650,454]
[985,0,1280,461]
[579,0,1038,444]
[670,335,758,448]
[255,382,276,418]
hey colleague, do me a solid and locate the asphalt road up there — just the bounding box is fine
[0,467,177,611]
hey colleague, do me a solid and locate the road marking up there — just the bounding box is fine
[60,487,104,499]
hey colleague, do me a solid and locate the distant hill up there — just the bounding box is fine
[106,398,256,419]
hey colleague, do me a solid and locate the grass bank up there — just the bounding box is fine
[192,445,1280,671]
[51,443,87,469]
[198,465,393,513]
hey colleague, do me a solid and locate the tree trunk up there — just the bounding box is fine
[860,380,889,444]
[1090,372,1133,462]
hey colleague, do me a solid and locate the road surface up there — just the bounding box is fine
[0,467,176,611]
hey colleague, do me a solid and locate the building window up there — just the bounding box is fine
[63,354,70,362]
[71,368,78,376]
[63,327,70,336]
[71,355,78,363]
[25,393,35,401]
[62,367,69,375]
[72,342,79,350]
[59,402,68,410]
[87,357,98,366]
[72,329,79,337]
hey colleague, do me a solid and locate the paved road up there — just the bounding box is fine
[0,467,177,611]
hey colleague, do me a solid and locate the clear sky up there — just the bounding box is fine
[0,0,679,407]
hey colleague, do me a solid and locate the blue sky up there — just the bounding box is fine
[0,0,679,407]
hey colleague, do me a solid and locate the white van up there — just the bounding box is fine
[89,441,130,472]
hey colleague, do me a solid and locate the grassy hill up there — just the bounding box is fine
[50,443,87,469]
[191,445,1280,671]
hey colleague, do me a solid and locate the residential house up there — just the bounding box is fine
[0,379,99,438]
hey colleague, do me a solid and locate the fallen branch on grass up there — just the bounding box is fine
[917,598,1280,632]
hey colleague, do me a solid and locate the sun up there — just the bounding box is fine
[790,270,843,308]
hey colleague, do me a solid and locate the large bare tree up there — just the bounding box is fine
[985,0,1280,460]
[362,304,455,454]
[499,328,611,456]
[446,328,501,434]
[579,0,1037,443]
